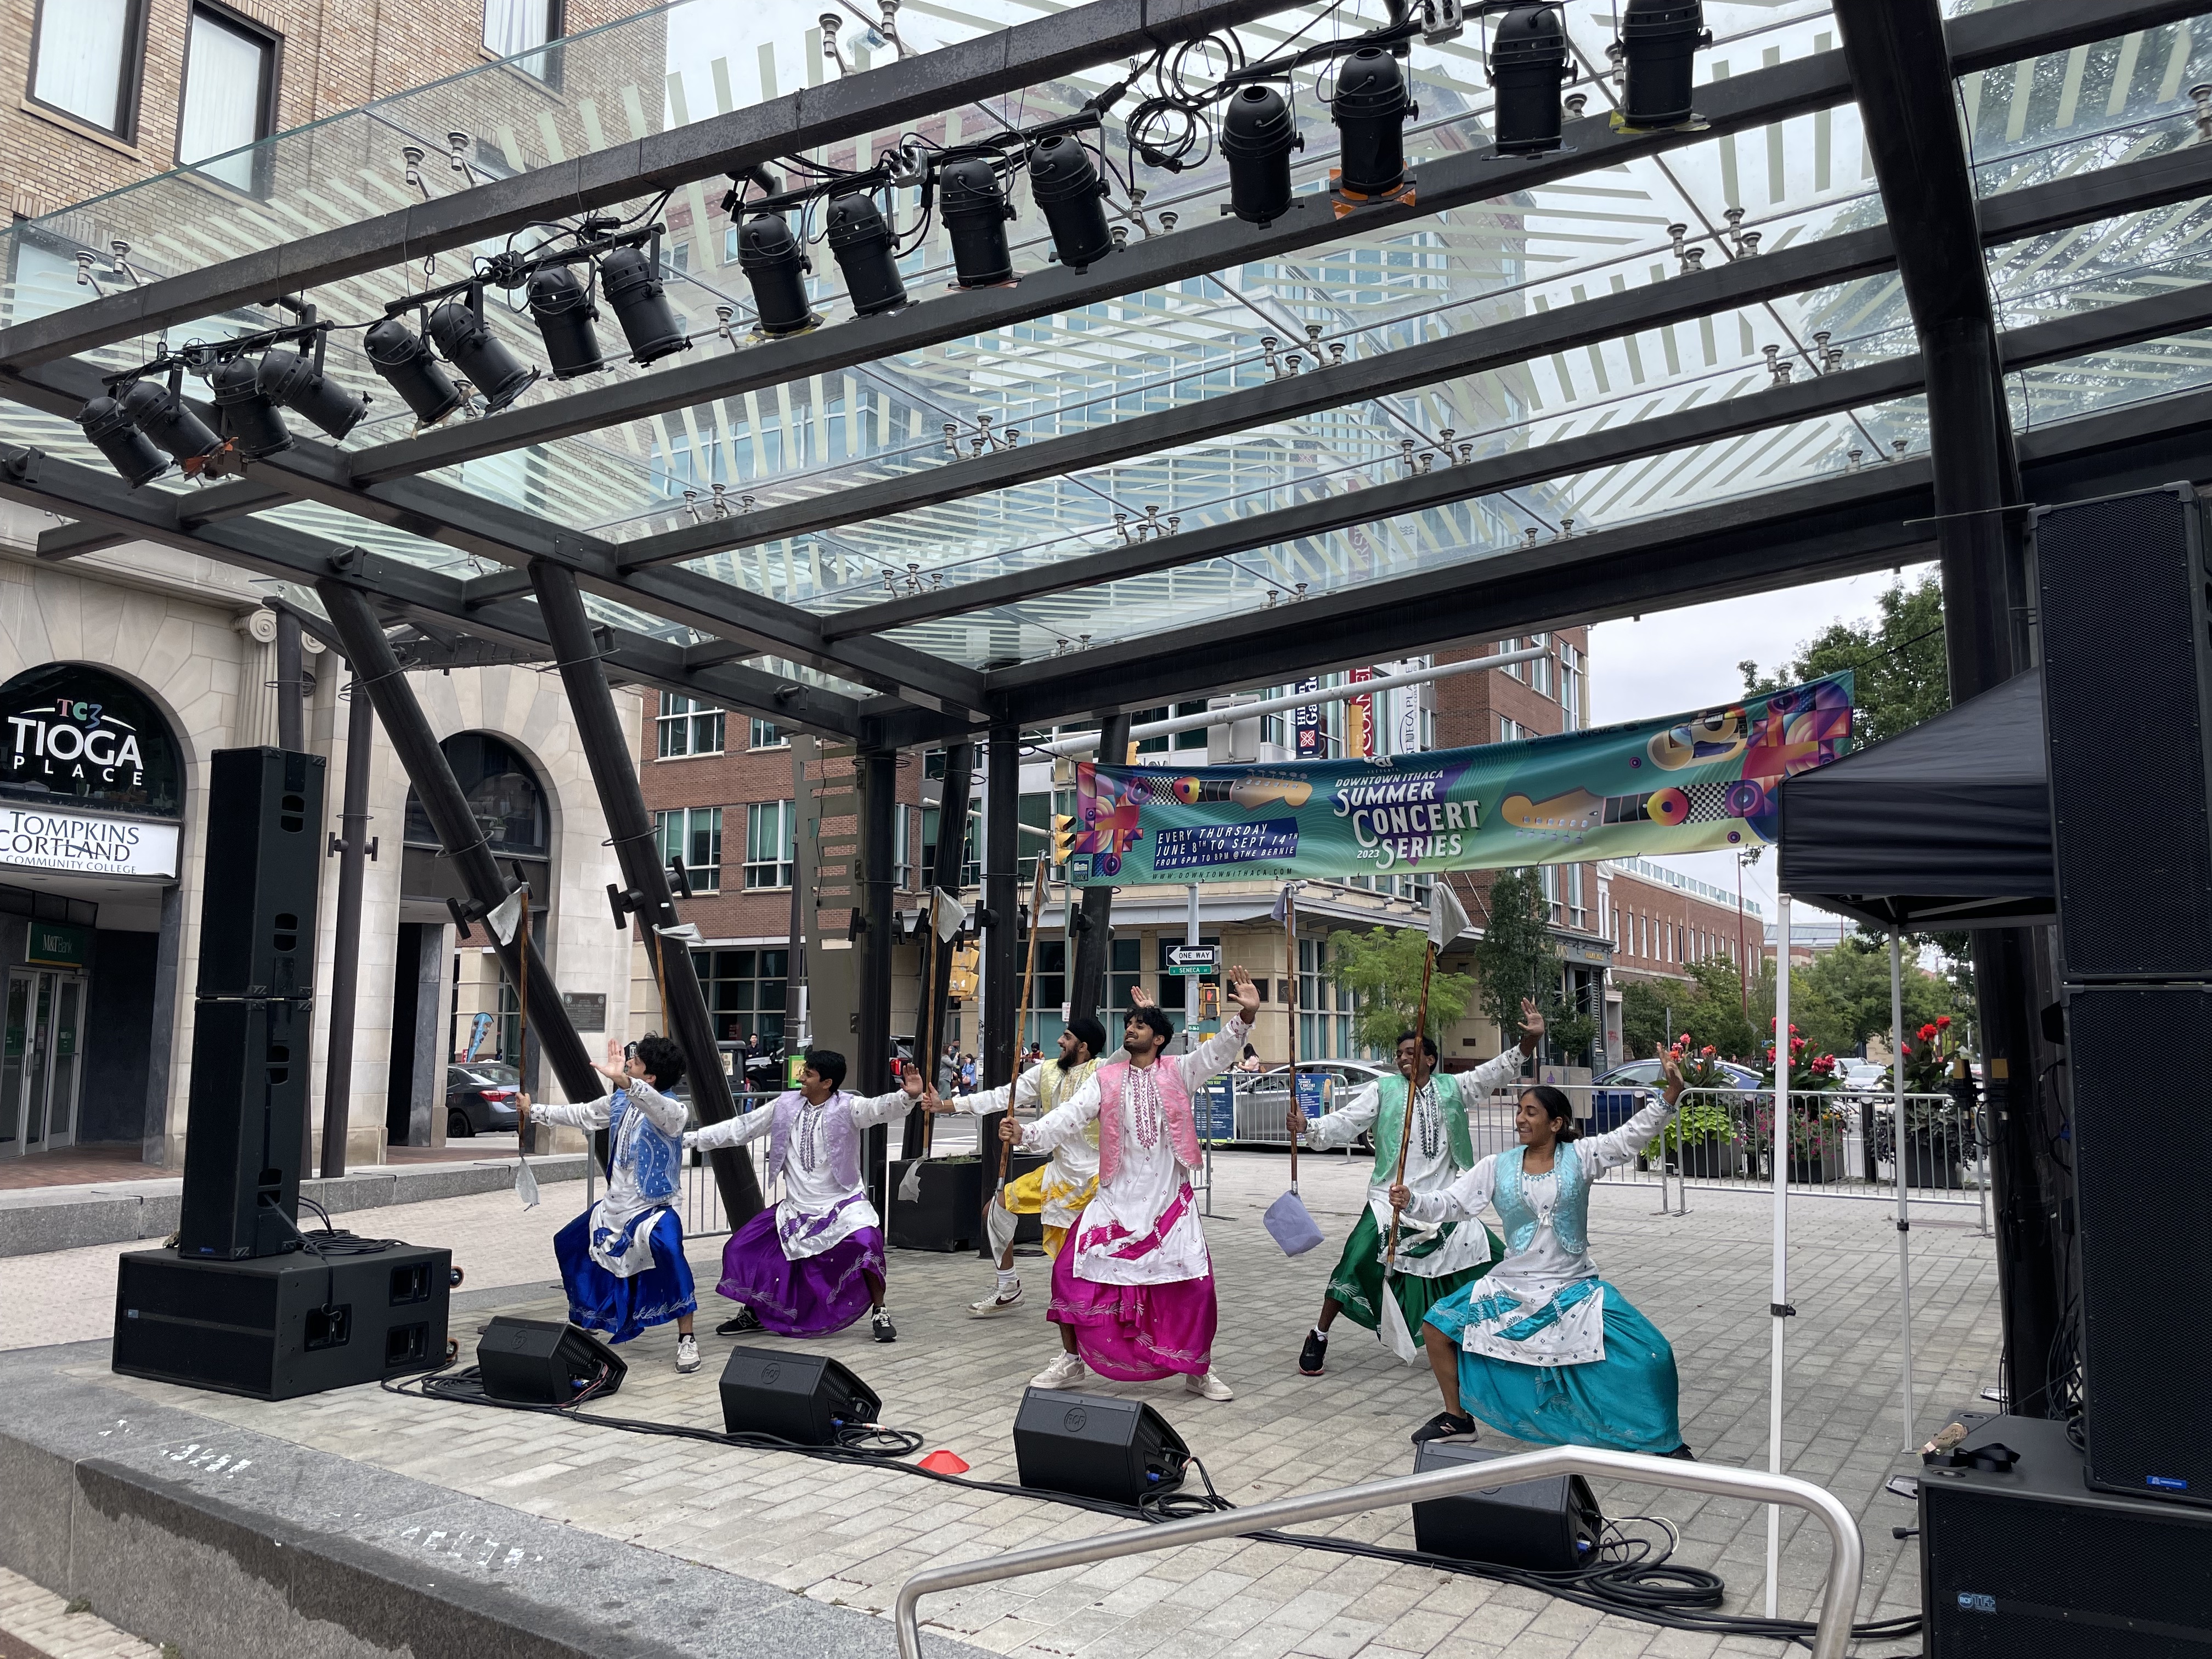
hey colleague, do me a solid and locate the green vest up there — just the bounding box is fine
[1369,1071,1476,1183]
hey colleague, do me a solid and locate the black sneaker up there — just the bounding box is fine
[716,1308,761,1335]
[1410,1411,1479,1446]
[1299,1328,1328,1376]
[872,1308,898,1343]
[1664,1444,1696,1460]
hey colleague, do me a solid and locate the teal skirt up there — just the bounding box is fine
[1423,1278,1683,1454]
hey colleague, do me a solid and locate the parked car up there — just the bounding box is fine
[1231,1060,1395,1145]
[1590,1056,1760,1135]
[1840,1060,1886,1092]
[446,1062,522,1137]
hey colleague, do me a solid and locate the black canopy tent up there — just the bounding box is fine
[1778,668,2055,932]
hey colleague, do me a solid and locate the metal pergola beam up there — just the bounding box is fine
[0,0,1291,373]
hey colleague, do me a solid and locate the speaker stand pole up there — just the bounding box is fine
[314,580,602,1110]
[1068,713,1133,1025]
[979,726,1019,1258]
[527,560,764,1227]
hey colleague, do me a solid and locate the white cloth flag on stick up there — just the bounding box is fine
[485,885,526,947]
[932,888,968,941]
[1429,881,1471,951]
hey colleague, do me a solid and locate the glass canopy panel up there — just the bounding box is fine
[1961,14,2212,190]
[250,501,495,580]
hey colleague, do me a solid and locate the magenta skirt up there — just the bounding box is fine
[1048,1240,1217,1380]
[715,1206,885,1336]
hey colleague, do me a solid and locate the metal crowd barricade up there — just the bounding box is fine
[678,1088,776,1242]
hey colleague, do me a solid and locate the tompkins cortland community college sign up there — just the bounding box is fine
[0,664,183,879]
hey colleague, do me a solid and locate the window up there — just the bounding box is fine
[745,800,795,889]
[1018,791,1053,886]
[657,695,724,758]
[29,0,143,138]
[921,802,982,889]
[178,5,276,192]
[697,948,787,1047]
[1132,702,1209,754]
[892,804,916,891]
[1559,641,1583,732]
[748,717,786,750]
[1298,937,1358,1059]
[485,0,562,78]
[1568,863,1587,930]
[654,807,722,893]
[1498,715,1529,745]
[1527,634,1551,697]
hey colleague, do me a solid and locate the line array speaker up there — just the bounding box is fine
[195,747,326,999]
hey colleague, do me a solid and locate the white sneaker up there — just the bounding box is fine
[1029,1352,1087,1390]
[675,1334,701,1374]
[1185,1368,1233,1402]
[969,1280,1024,1317]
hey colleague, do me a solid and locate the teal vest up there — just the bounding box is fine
[1369,1071,1476,1183]
[1493,1141,1590,1256]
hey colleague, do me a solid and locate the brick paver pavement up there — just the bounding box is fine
[0,1567,163,1659]
[10,1149,2000,1657]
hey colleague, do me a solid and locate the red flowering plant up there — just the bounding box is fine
[1661,1034,1743,1154]
[1752,1024,1847,1164]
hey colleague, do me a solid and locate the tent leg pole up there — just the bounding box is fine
[1766,893,1792,1621]
[1892,928,1916,1453]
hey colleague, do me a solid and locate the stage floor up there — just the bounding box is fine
[0,1152,2000,1659]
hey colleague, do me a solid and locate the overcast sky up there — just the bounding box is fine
[1588,562,1940,934]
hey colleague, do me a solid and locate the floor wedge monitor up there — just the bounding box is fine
[719,1346,879,1445]
[1012,1387,1189,1506]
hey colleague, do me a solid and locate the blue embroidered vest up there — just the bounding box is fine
[608,1087,682,1203]
[1493,1141,1590,1256]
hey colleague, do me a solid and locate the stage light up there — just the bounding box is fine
[736,212,815,338]
[118,377,221,463]
[1618,0,1708,130]
[1331,46,1411,198]
[597,244,692,364]
[1489,4,1570,155]
[426,295,538,411]
[938,156,1014,287]
[1220,84,1300,226]
[363,317,462,426]
[78,394,168,486]
[1028,136,1112,269]
[257,346,371,440]
[825,190,908,317]
[210,355,292,458]
[525,264,605,379]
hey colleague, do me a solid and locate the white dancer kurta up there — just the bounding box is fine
[533,1080,685,1276]
[687,1089,913,1259]
[946,1057,1101,1232]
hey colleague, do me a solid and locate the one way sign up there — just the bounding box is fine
[1166,944,1220,969]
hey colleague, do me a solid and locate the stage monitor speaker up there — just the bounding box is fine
[175,996,312,1259]
[477,1317,628,1404]
[719,1346,879,1445]
[1920,1413,2212,1656]
[1012,1386,1188,1506]
[195,747,326,999]
[1410,1440,1603,1571]
[112,1243,450,1401]
[2034,484,2212,980]
[2062,985,2212,1505]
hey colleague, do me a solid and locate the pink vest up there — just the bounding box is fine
[1094,1058,1203,1184]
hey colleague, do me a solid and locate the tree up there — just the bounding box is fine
[1468,869,1596,1063]
[1620,956,1759,1064]
[1327,926,1474,1055]
[1787,935,1954,1056]
[1739,573,1947,748]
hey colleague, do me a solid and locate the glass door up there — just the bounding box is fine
[44,975,82,1149]
[1,973,26,1155]
[0,971,84,1156]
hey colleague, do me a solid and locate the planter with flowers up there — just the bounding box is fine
[1869,1017,1966,1189]
[1754,1026,1847,1183]
[1662,1037,1744,1178]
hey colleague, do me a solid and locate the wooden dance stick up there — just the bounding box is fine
[996,861,1049,1203]
[1382,939,1437,1269]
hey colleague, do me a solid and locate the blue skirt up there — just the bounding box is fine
[553,1207,696,1345]
[1424,1278,1683,1454]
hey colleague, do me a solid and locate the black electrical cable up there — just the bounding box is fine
[387,1358,1919,1646]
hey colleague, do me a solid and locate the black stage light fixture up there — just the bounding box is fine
[1028,135,1113,269]
[1331,46,1412,198]
[257,346,371,440]
[525,264,606,379]
[426,294,538,411]
[363,316,462,426]
[1490,4,1570,155]
[939,156,1015,287]
[78,394,169,486]
[825,190,908,317]
[119,376,222,464]
[1618,0,1708,130]
[737,212,815,337]
[1220,84,1300,226]
[209,354,292,458]
[597,242,692,364]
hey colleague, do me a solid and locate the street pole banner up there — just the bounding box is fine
[1293,678,1324,758]
[1068,674,1853,885]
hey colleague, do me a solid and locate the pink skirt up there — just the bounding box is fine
[1048,1239,1217,1380]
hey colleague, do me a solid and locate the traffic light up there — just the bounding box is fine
[1052,814,1077,866]
[948,943,980,1002]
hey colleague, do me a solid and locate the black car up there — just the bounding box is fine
[447,1062,523,1137]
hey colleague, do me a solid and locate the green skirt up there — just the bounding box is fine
[1325,1204,1502,1335]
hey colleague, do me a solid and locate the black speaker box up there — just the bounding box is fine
[1012,1386,1189,1506]
[1410,1440,1603,1571]
[176,996,313,1260]
[1921,1413,2212,1656]
[112,1243,450,1401]
[2062,985,2212,1505]
[2034,484,2212,981]
[477,1317,627,1404]
[719,1346,879,1445]
[195,747,326,999]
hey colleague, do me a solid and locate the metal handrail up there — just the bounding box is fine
[893,1448,1864,1659]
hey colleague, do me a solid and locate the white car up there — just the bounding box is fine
[1228,1060,1394,1145]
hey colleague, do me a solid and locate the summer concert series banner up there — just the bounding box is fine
[1068,675,1854,886]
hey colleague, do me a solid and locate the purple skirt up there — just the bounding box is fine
[716,1206,885,1336]
[1048,1240,1217,1380]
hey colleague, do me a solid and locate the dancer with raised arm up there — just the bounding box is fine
[928,1014,1109,1315]
[1289,997,1547,1374]
[687,1049,926,1344]
[1394,1050,1691,1455]
[518,1035,700,1372]
[1002,972,1260,1401]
